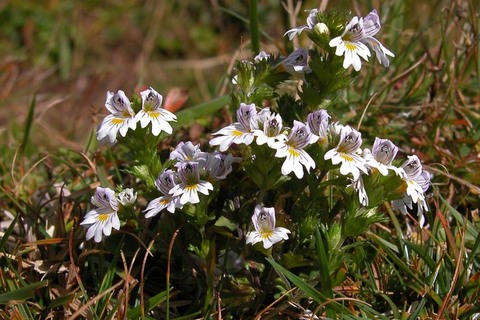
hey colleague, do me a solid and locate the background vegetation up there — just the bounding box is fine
[0,0,479,319]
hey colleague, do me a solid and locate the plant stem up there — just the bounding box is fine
[249,0,260,55]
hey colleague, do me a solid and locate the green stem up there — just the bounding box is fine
[249,0,260,55]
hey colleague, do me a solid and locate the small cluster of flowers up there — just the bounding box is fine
[96,87,177,145]
[81,141,239,242]
[80,187,136,243]
[284,9,394,71]
[210,103,328,179]
[143,141,239,218]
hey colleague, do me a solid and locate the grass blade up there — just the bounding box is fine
[126,289,170,319]
[249,0,259,55]
[173,95,229,129]
[20,94,36,155]
[0,280,49,303]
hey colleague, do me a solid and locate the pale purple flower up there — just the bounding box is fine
[392,155,431,227]
[254,51,270,62]
[307,109,330,144]
[361,10,395,67]
[135,87,177,136]
[210,103,257,152]
[273,120,316,179]
[80,187,120,243]
[324,125,368,180]
[144,170,183,217]
[329,16,371,71]
[363,137,403,176]
[169,162,213,205]
[246,205,290,249]
[199,152,240,180]
[96,90,137,144]
[279,48,312,74]
[117,188,137,206]
[329,10,394,71]
[254,111,286,148]
[354,176,369,206]
[284,9,319,40]
[170,141,202,162]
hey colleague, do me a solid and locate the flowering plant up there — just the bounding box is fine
[81,7,434,318]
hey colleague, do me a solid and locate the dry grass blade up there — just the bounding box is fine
[166,227,181,320]
[69,280,124,320]
[424,164,480,195]
[140,238,157,319]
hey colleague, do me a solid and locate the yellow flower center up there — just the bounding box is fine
[345,42,357,51]
[288,147,300,158]
[185,185,197,192]
[232,130,243,137]
[111,118,125,125]
[259,229,273,239]
[340,153,353,162]
[98,213,109,222]
[148,111,161,119]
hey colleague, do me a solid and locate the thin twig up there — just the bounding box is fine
[140,238,156,319]
[357,92,377,130]
[166,227,181,320]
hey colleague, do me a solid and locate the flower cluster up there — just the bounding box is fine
[210,101,431,228]
[328,9,395,70]
[143,141,240,218]
[210,103,319,179]
[96,87,177,145]
[82,7,430,254]
[80,187,136,243]
[284,9,394,71]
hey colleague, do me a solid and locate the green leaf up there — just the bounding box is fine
[20,94,36,155]
[0,280,49,303]
[126,289,171,319]
[267,258,354,317]
[214,216,237,231]
[173,95,230,129]
[0,213,18,251]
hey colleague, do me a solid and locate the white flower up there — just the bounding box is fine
[209,103,257,152]
[144,170,182,217]
[117,188,137,206]
[80,187,120,243]
[392,156,431,227]
[361,10,395,67]
[278,48,312,74]
[254,111,286,148]
[363,137,403,176]
[329,16,371,71]
[169,162,213,205]
[329,10,394,71]
[274,120,316,179]
[170,141,202,162]
[354,176,369,206]
[306,109,330,144]
[135,87,177,136]
[96,90,137,144]
[284,9,319,40]
[246,205,290,249]
[324,125,368,180]
[198,152,240,180]
[254,51,270,62]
